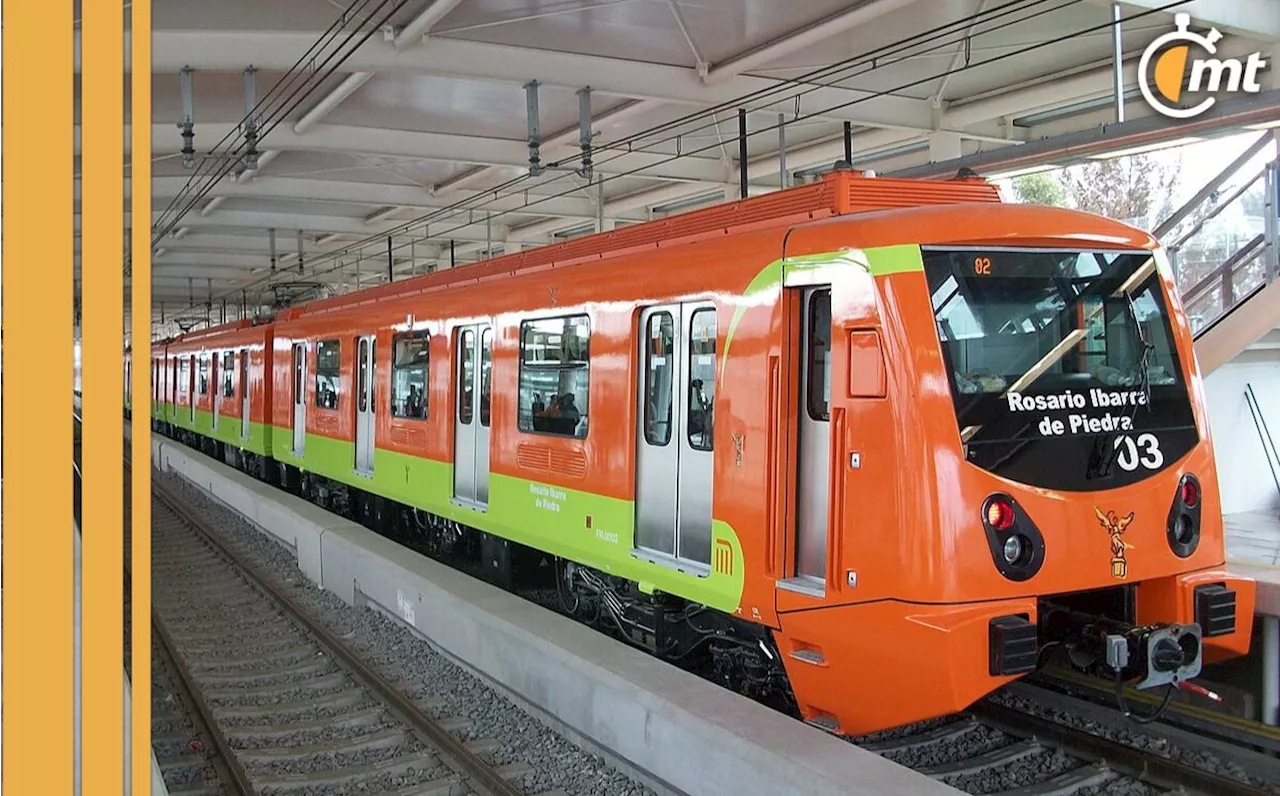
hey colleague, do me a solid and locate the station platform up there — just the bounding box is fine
[146,434,960,796]
[1225,510,1280,617]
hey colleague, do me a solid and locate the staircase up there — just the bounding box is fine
[1159,130,1280,516]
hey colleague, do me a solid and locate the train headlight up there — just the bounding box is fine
[1002,534,1026,565]
[980,494,1045,582]
[1166,474,1202,558]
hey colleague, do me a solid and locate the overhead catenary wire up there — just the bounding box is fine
[150,0,417,248]
[213,0,1078,294]
[170,0,1183,322]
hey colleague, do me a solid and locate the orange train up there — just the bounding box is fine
[140,166,1255,736]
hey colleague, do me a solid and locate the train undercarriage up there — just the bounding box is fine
[151,418,1231,734]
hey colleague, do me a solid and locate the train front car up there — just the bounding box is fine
[770,200,1256,738]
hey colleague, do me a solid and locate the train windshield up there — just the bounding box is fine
[922,247,1198,492]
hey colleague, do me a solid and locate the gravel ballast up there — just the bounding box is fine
[158,470,657,796]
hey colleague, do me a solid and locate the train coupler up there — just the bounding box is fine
[1097,621,1203,690]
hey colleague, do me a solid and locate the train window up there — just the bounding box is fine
[807,289,832,422]
[221,352,235,397]
[480,328,493,428]
[391,331,430,420]
[293,345,304,405]
[688,309,716,451]
[459,329,475,425]
[197,355,210,395]
[315,339,340,410]
[644,312,674,445]
[518,314,590,439]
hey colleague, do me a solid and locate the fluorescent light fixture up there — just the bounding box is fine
[986,163,1063,180]
[1086,136,1205,160]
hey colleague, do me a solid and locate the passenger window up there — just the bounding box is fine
[518,314,590,439]
[688,309,716,451]
[315,339,340,410]
[357,338,368,413]
[807,290,832,421]
[197,355,209,395]
[459,329,475,425]
[644,312,674,445]
[391,331,430,420]
[480,328,493,428]
[221,352,235,397]
[293,345,304,405]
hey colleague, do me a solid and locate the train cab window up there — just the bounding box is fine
[391,331,430,420]
[518,314,590,439]
[197,355,210,395]
[806,289,832,421]
[688,309,717,451]
[221,352,235,397]
[644,312,675,445]
[315,339,340,410]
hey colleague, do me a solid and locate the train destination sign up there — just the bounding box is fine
[1005,387,1148,437]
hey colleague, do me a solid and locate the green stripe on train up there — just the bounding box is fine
[270,425,745,613]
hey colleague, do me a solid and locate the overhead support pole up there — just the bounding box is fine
[738,108,748,199]
[242,67,259,170]
[450,239,456,269]
[386,236,393,282]
[220,299,226,325]
[1112,3,1125,124]
[577,86,593,180]
[188,277,194,308]
[525,80,543,176]
[777,113,788,189]
[843,121,853,165]
[179,66,195,168]
[241,290,247,320]
[485,212,492,255]
[268,227,277,273]
[597,175,605,231]
[296,229,304,274]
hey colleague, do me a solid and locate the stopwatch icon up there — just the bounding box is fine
[1138,13,1223,119]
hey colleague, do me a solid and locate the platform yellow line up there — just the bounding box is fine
[1,0,76,792]
[83,0,127,792]
[131,0,154,792]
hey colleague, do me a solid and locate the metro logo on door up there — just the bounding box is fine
[714,538,734,576]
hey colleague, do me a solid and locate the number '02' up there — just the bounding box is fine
[1113,433,1164,471]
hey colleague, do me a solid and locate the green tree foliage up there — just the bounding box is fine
[1057,152,1182,229]
[1010,172,1068,207]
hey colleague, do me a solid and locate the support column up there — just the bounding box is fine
[1264,616,1278,726]
[928,131,962,164]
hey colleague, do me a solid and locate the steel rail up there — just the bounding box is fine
[969,700,1273,796]
[149,470,526,796]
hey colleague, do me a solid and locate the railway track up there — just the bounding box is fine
[142,471,562,796]
[851,684,1279,796]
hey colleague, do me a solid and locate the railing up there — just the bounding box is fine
[1155,130,1280,336]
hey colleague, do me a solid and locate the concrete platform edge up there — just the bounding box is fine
[149,436,960,796]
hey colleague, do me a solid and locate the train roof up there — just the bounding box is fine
[281,166,1002,320]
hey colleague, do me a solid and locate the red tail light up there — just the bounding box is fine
[986,498,1015,531]
[1180,478,1200,508]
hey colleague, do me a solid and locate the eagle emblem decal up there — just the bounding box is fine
[1095,507,1135,579]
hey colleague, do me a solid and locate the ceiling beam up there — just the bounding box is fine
[157,209,512,243]
[1091,0,1280,40]
[108,122,731,184]
[121,32,939,131]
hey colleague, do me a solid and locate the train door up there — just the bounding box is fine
[354,335,376,474]
[790,285,832,591]
[634,301,717,568]
[292,342,306,456]
[453,324,492,506]
[240,348,250,440]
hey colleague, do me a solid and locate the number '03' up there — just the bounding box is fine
[1113,433,1164,471]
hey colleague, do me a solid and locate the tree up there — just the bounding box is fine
[1057,152,1182,229]
[1010,171,1068,207]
